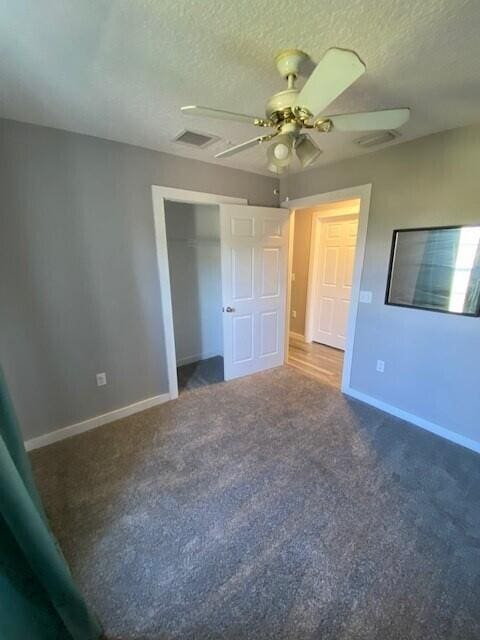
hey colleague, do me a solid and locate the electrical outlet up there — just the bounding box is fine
[96,372,107,386]
[291,309,297,318]
[376,360,385,373]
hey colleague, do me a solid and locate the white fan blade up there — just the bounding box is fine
[295,48,366,118]
[181,105,262,125]
[215,135,272,159]
[328,108,410,131]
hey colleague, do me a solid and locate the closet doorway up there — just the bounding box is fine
[152,186,289,400]
[164,200,223,393]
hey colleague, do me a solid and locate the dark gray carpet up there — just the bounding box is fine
[30,366,480,640]
[177,356,224,393]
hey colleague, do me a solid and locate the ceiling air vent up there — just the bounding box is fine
[354,130,401,148]
[173,129,218,148]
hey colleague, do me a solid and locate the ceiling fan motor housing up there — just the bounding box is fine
[267,49,312,127]
[265,89,299,123]
[266,93,305,143]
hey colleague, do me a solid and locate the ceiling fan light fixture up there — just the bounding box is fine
[267,134,292,171]
[267,162,286,175]
[274,143,290,160]
[295,135,322,168]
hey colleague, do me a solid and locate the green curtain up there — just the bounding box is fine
[0,367,103,640]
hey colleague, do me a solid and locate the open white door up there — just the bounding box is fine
[220,204,289,380]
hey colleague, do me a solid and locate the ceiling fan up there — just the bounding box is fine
[181,48,410,173]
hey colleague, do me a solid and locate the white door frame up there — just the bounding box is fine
[281,184,372,393]
[151,186,247,400]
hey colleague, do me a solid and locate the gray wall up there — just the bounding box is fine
[281,123,480,445]
[0,118,278,440]
[165,202,222,364]
[290,209,312,336]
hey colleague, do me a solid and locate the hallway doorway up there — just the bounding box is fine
[287,198,361,388]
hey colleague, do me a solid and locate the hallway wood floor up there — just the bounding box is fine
[287,334,344,388]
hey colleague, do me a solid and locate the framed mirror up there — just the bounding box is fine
[385,225,480,316]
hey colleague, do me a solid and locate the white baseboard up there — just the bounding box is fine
[26,381,479,457]
[176,352,221,366]
[289,331,305,342]
[344,386,480,455]
[25,392,171,451]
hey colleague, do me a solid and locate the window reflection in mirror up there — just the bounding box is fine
[386,225,480,316]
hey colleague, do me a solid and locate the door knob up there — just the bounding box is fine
[224,306,235,313]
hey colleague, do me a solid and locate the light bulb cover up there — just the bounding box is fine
[267,162,286,175]
[274,143,289,160]
[295,135,322,169]
[267,134,293,171]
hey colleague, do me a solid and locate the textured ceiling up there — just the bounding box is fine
[1,1,480,176]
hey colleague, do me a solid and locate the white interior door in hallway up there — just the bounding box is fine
[220,204,289,380]
[311,214,358,350]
